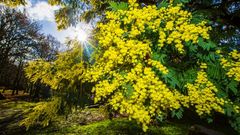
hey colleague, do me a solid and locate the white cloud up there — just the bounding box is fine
[25,1,60,22]
[2,0,58,22]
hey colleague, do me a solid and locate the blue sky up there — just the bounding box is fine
[17,0,93,48]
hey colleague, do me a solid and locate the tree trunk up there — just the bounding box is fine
[12,59,23,95]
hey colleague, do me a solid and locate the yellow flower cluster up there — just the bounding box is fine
[220,50,240,81]
[147,59,169,74]
[156,6,211,53]
[107,64,182,131]
[85,0,213,131]
[99,0,211,54]
[185,70,225,116]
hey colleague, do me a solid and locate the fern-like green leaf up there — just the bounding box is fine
[108,2,128,11]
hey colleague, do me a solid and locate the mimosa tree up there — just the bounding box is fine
[85,0,240,131]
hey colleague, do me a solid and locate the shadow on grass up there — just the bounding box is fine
[0,111,26,135]
[0,100,35,135]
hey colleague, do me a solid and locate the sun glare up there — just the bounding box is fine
[76,30,88,42]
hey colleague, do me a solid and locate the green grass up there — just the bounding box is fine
[76,119,189,135]
[27,118,189,135]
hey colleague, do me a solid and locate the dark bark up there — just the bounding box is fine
[12,59,23,95]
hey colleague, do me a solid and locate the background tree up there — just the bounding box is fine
[31,34,61,61]
[0,7,60,94]
[0,7,39,91]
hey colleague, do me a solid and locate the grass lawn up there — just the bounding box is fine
[26,118,190,135]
